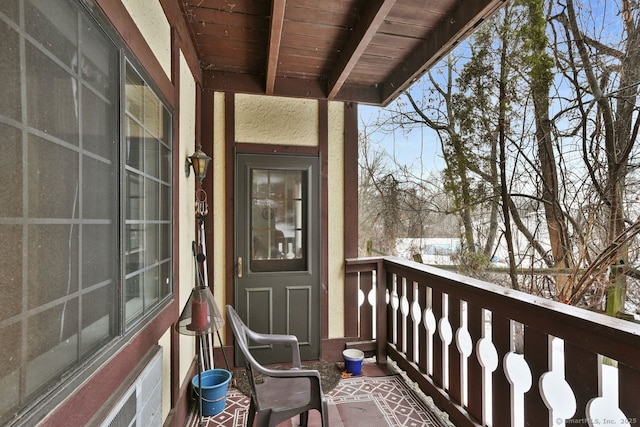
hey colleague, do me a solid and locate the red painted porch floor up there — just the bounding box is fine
[186,362,451,427]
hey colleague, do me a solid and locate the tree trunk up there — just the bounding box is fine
[524,0,573,301]
[498,6,519,290]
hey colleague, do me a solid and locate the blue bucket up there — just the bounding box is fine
[192,369,232,416]
[343,349,365,376]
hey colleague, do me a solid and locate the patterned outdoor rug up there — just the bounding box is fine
[188,375,449,427]
[326,375,448,427]
[231,360,343,397]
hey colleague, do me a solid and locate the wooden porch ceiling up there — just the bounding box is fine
[179,0,506,106]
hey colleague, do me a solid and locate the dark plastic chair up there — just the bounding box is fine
[226,305,328,427]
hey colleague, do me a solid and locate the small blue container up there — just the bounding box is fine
[343,349,365,376]
[192,369,232,416]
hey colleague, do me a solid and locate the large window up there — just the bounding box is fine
[0,0,172,422]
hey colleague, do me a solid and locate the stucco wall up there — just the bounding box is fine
[212,92,227,342]
[235,94,318,145]
[178,50,197,403]
[121,0,171,78]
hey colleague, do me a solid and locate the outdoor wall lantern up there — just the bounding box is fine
[185,144,212,182]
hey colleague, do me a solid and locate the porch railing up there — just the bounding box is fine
[345,256,640,427]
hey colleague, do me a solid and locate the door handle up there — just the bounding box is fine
[237,256,243,278]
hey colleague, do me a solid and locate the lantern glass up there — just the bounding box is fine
[188,148,211,182]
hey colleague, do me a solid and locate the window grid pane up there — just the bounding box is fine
[124,63,172,328]
[0,0,119,419]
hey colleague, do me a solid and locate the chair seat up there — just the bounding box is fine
[256,377,311,412]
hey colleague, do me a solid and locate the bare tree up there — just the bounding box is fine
[552,0,640,314]
[358,125,454,255]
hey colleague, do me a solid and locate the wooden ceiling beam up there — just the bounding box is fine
[266,0,287,94]
[202,70,382,104]
[327,0,397,100]
[379,0,506,106]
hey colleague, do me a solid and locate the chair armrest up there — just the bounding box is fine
[245,328,298,346]
[245,328,302,367]
[254,366,323,384]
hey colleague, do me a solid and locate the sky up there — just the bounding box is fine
[358,103,446,177]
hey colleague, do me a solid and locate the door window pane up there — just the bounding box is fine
[250,169,306,272]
